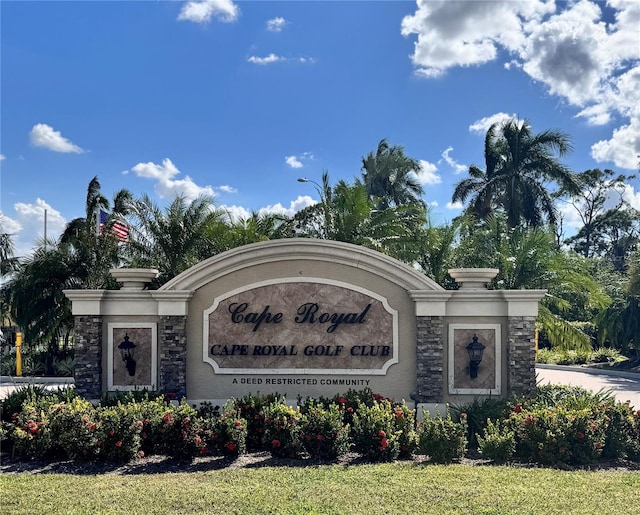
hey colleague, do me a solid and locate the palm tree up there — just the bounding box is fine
[0,222,19,277]
[453,215,608,351]
[361,139,425,210]
[294,171,425,260]
[205,211,292,254]
[452,119,578,229]
[124,194,222,286]
[1,177,133,369]
[59,176,133,288]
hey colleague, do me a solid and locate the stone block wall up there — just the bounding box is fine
[415,316,444,402]
[507,316,537,396]
[159,315,187,396]
[73,315,103,399]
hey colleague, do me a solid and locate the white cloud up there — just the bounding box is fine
[412,159,441,185]
[5,199,66,258]
[285,155,303,169]
[622,184,640,210]
[285,153,314,169]
[439,147,467,174]
[218,204,251,222]
[402,1,640,171]
[29,123,84,153]
[247,54,316,65]
[446,201,464,210]
[469,113,517,135]
[130,158,215,201]
[401,0,553,77]
[267,17,286,32]
[217,185,237,194]
[591,117,640,170]
[0,154,5,161]
[248,53,285,65]
[258,195,316,218]
[178,0,239,24]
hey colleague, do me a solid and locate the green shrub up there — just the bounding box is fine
[97,402,144,462]
[391,403,417,459]
[203,402,247,457]
[52,356,75,376]
[136,397,173,456]
[48,397,100,460]
[1,384,49,422]
[598,401,640,461]
[508,407,607,466]
[351,400,400,462]
[264,400,306,459]
[477,419,515,463]
[451,397,510,448]
[417,409,468,464]
[232,392,281,451]
[535,348,555,364]
[10,395,60,458]
[299,402,351,460]
[527,384,614,411]
[149,401,205,458]
[591,348,626,364]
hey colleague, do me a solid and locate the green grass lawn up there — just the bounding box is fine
[1,463,639,514]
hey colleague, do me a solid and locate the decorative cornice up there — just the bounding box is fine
[160,239,444,292]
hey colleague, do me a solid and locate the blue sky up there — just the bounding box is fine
[1,0,639,258]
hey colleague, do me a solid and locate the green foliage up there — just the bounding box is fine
[203,402,247,457]
[476,418,516,463]
[417,409,468,464]
[391,403,418,459]
[450,397,510,448]
[508,407,607,466]
[351,400,401,462]
[263,401,306,459]
[299,402,351,460]
[1,384,49,422]
[48,397,100,460]
[97,402,144,462]
[526,384,615,411]
[599,401,640,461]
[231,392,281,451]
[10,394,61,458]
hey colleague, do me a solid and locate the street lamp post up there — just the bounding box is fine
[297,176,330,239]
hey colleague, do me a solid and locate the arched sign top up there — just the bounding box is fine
[160,239,444,292]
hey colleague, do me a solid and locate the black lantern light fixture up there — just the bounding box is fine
[117,333,137,376]
[466,334,485,379]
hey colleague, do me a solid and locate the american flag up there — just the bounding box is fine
[99,209,129,242]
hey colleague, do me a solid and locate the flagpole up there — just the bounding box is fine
[44,209,47,251]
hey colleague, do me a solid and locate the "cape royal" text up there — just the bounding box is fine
[227,302,371,333]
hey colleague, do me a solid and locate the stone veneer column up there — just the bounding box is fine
[507,316,537,396]
[159,315,187,395]
[415,316,444,402]
[73,315,103,399]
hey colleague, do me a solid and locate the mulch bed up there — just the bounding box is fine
[2,450,638,475]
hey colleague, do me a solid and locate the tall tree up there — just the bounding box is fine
[361,139,425,210]
[293,171,425,260]
[1,177,132,367]
[0,221,19,277]
[124,194,222,286]
[565,168,637,261]
[452,215,608,351]
[452,118,578,229]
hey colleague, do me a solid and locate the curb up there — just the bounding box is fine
[536,364,640,381]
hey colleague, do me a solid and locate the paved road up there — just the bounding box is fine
[536,365,640,409]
